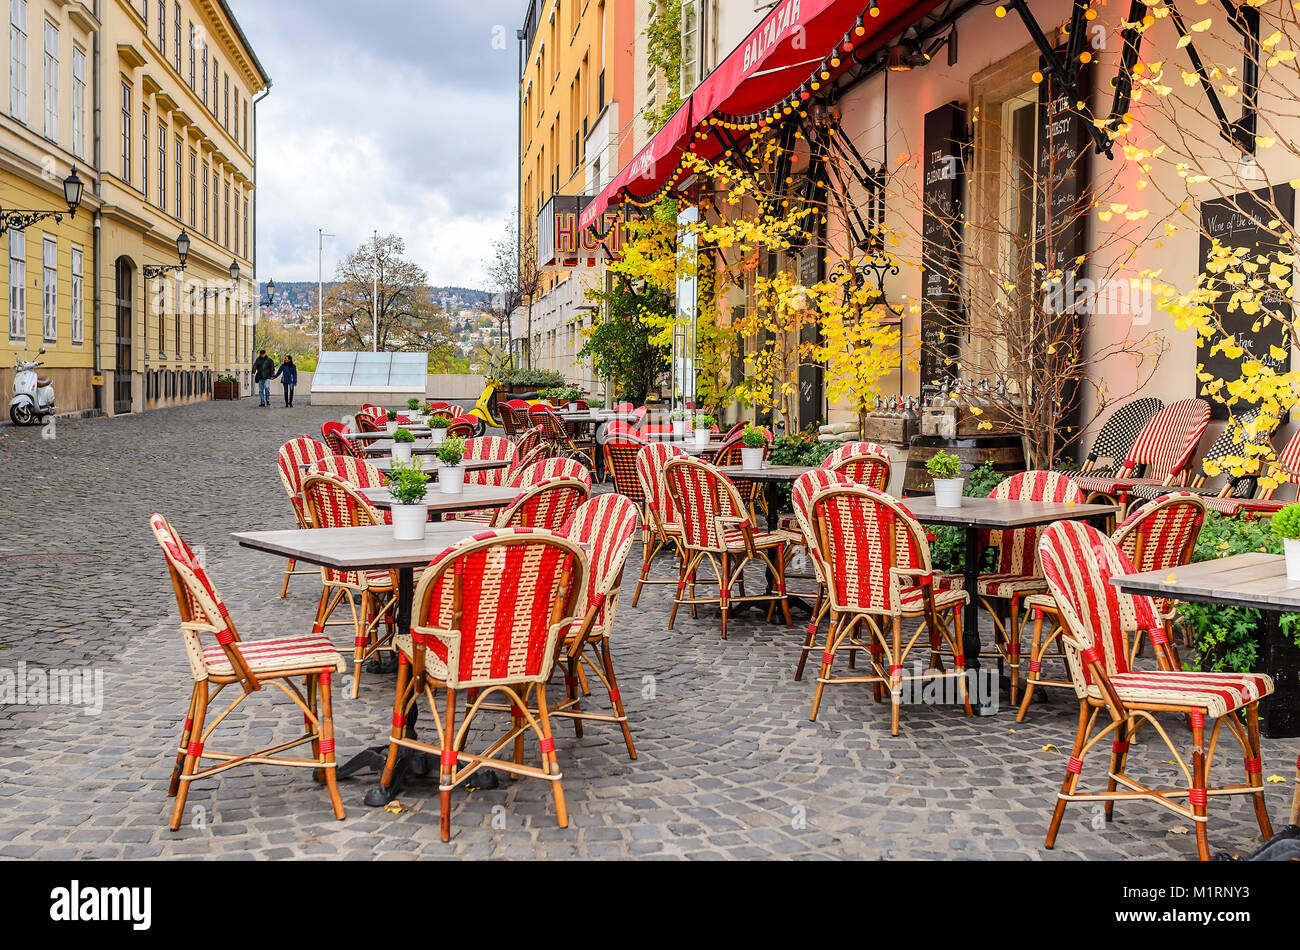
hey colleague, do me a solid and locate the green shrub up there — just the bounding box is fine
[428,414,454,429]
[393,428,415,444]
[926,462,1007,575]
[407,398,422,411]
[741,425,768,449]
[926,450,961,480]
[386,409,398,421]
[1270,503,1300,540]
[388,460,429,505]
[506,369,565,389]
[693,414,715,429]
[437,436,466,467]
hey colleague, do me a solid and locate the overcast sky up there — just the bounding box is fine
[237,0,521,289]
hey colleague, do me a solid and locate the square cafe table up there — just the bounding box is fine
[1112,552,1300,739]
[368,456,510,476]
[348,427,433,441]
[358,484,520,521]
[899,495,1117,688]
[233,521,488,805]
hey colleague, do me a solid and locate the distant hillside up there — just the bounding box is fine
[268,282,494,310]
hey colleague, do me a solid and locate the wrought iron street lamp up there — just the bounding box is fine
[0,167,85,234]
[144,231,191,280]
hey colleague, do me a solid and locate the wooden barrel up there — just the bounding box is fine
[903,435,1026,496]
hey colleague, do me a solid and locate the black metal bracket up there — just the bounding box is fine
[143,263,186,280]
[1003,0,1114,158]
[1109,0,1258,154]
[1,207,73,234]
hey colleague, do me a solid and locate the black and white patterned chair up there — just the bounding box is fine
[1073,397,1164,477]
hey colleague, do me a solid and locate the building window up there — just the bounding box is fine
[188,150,196,227]
[156,0,164,52]
[174,278,181,356]
[201,40,207,103]
[188,22,195,87]
[243,102,248,150]
[41,235,56,342]
[173,136,182,220]
[72,46,85,157]
[233,189,239,256]
[202,163,209,235]
[223,74,229,128]
[120,81,131,183]
[156,273,165,354]
[71,245,83,344]
[41,18,55,140]
[211,168,218,245]
[188,287,195,357]
[9,230,25,339]
[243,198,249,258]
[10,0,27,121]
[142,106,149,198]
[211,59,217,112]
[172,2,180,73]
[223,181,229,249]
[157,121,166,209]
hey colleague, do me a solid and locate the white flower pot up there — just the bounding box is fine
[386,420,399,433]
[1285,538,1300,581]
[933,477,965,508]
[741,447,764,471]
[439,464,466,494]
[694,428,712,448]
[430,428,447,446]
[391,504,427,540]
[568,402,580,412]
[672,420,686,437]
[392,443,413,463]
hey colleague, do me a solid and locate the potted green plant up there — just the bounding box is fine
[436,436,467,494]
[391,427,416,463]
[670,407,690,438]
[562,387,583,412]
[1271,503,1300,580]
[427,413,453,445]
[385,409,399,433]
[214,375,240,400]
[693,413,715,449]
[407,397,422,412]
[927,450,964,508]
[740,425,768,470]
[388,459,430,540]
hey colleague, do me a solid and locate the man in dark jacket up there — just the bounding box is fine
[252,350,275,407]
[274,356,299,408]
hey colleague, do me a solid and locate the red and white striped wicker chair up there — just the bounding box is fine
[507,456,593,491]
[150,514,347,829]
[446,415,478,439]
[1016,491,1207,721]
[1123,410,1275,510]
[493,476,590,530]
[604,435,647,500]
[322,421,365,459]
[514,426,545,461]
[381,528,587,841]
[354,409,385,434]
[462,436,516,487]
[1071,397,1165,476]
[1037,520,1274,860]
[662,455,792,639]
[306,454,391,524]
[935,470,1084,706]
[301,474,399,699]
[778,441,892,537]
[276,437,330,598]
[631,442,687,606]
[801,483,972,734]
[427,402,463,417]
[551,494,643,757]
[500,402,523,437]
[1071,398,1212,510]
[529,403,598,470]
[789,469,860,681]
[1197,425,1300,517]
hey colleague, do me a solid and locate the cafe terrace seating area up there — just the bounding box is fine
[142,397,1300,860]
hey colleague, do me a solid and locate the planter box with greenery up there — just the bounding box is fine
[503,369,565,395]
[213,376,240,401]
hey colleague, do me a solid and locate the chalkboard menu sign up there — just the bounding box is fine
[1197,185,1295,420]
[919,102,967,400]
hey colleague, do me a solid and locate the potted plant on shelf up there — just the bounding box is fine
[388,460,430,540]
[1271,504,1300,580]
[670,408,689,438]
[693,413,715,449]
[927,450,965,508]
[407,397,423,421]
[427,413,453,445]
[437,436,467,494]
[391,427,416,463]
[385,409,399,433]
[740,425,768,471]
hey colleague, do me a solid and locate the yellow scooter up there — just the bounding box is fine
[467,381,546,437]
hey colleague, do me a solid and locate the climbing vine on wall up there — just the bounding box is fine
[644,0,684,134]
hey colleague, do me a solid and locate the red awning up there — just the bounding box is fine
[580,0,944,229]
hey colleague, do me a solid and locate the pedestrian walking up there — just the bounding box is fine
[275,355,298,408]
[253,350,276,407]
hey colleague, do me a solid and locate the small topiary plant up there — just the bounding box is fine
[428,414,454,429]
[741,425,768,449]
[1271,503,1300,541]
[388,460,429,505]
[393,428,415,444]
[407,398,422,411]
[386,409,398,421]
[437,436,466,467]
[926,450,962,480]
[693,413,715,430]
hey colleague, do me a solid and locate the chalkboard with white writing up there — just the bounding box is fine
[920,102,967,400]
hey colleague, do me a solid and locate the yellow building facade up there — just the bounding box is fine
[1,0,267,418]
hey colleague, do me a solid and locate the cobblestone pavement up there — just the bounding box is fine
[0,400,1292,860]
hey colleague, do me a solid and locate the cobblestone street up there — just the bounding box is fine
[0,400,1291,860]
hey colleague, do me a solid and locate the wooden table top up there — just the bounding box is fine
[1112,552,1300,612]
[233,523,487,570]
[716,464,819,483]
[901,495,1118,528]
[369,456,509,474]
[359,484,521,513]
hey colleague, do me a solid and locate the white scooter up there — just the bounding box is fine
[10,348,55,427]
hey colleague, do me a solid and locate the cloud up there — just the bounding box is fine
[235,0,522,288]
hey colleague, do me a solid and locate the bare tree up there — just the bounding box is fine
[486,213,543,370]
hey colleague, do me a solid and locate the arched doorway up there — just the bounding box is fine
[114,257,135,414]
